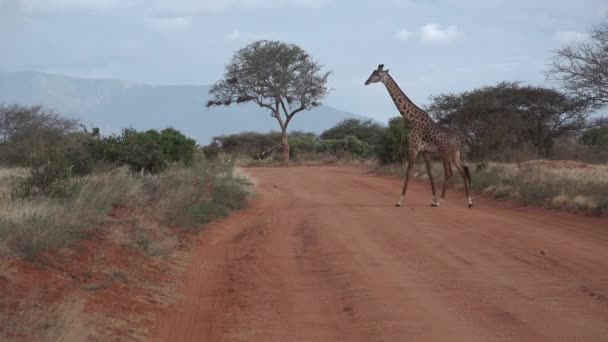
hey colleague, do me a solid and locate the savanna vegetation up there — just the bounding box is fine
[0,104,252,340]
[204,117,409,165]
[0,104,250,262]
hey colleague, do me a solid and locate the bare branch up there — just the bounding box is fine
[548,21,608,108]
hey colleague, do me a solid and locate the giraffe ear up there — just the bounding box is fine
[385,69,389,73]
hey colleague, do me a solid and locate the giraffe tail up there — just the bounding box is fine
[463,165,471,186]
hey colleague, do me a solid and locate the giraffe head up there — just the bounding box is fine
[364,64,390,85]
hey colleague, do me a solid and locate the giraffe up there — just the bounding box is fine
[365,64,473,208]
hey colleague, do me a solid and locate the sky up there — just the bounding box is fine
[1,0,606,121]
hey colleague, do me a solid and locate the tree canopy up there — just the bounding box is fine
[427,82,588,159]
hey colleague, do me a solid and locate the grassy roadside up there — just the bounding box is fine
[0,159,252,340]
[376,160,608,215]
[0,159,251,260]
[229,151,376,168]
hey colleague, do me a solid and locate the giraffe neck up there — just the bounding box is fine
[382,74,434,128]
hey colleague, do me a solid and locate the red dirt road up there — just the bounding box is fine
[152,166,608,341]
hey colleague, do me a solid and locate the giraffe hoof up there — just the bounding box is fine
[431,203,440,207]
[468,204,473,209]
[395,203,402,207]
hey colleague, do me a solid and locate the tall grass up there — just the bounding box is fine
[377,160,608,215]
[0,160,251,260]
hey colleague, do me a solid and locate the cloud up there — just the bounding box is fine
[16,0,137,13]
[146,16,193,32]
[553,30,590,43]
[0,0,20,13]
[225,29,242,41]
[394,29,412,41]
[153,0,331,16]
[8,0,330,15]
[223,29,282,43]
[419,23,463,43]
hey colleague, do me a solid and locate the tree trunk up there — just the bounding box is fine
[281,130,290,162]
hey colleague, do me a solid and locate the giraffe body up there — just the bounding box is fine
[365,64,473,208]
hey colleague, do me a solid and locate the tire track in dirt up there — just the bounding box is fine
[152,166,608,342]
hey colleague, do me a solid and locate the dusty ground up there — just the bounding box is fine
[151,166,608,342]
[0,207,190,341]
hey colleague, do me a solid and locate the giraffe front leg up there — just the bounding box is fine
[422,152,439,207]
[396,152,417,207]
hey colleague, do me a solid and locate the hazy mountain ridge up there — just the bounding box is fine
[0,71,372,143]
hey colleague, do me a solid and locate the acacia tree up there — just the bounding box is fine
[428,82,588,158]
[207,40,331,161]
[0,104,77,143]
[548,20,608,108]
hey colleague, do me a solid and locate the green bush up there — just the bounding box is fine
[580,127,608,150]
[316,136,371,156]
[214,131,373,161]
[159,128,197,165]
[376,117,410,164]
[289,132,318,158]
[15,149,74,198]
[201,140,221,159]
[214,131,281,160]
[84,127,196,173]
[317,136,371,157]
[320,118,384,145]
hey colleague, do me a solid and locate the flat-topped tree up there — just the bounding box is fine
[207,40,331,161]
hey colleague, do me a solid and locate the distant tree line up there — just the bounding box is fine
[202,117,410,163]
[0,104,197,196]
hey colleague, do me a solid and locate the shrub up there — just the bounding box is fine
[215,131,374,161]
[158,128,197,165]
[320,118,385,145]
[15,150,73,198]
[316,136,371,156]
[0,159,251,260]
[214,132,281,160]
[289,132,318,158]
[376,117,410,164]
[84,127,196,173]
[580,127,608,150]
[201,140,221,160]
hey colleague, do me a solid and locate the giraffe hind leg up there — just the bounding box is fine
[441,159,452,199]
[452,161,473,208]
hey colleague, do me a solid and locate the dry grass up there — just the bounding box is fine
[0,160,251,340]
[0,296,88,342]
[0,160,251,260]
[0,168,27,199]
[241,152,376,168]
[377,159,608,215]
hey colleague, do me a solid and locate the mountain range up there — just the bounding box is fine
[0,72,372,144]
